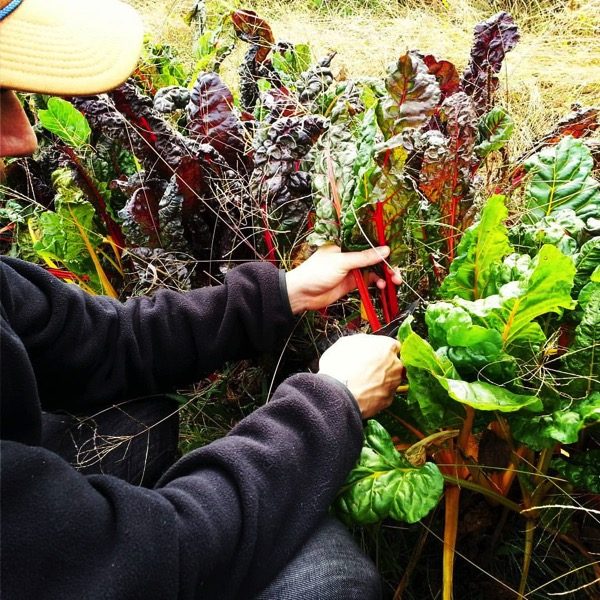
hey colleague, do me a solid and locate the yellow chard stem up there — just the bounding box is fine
[68,207,118,298]
[443,485,460,600]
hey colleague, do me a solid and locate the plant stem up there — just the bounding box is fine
[62,146,125,251]
[394,510,435,600]
[442,475,522,514]
[353,269,381,331]
[518,519,535,598]
[260,203,277,265]
[443,485,460,600]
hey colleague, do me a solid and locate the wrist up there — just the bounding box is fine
[285,271,308,314]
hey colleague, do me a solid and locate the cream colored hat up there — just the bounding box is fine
[0,0,144,95]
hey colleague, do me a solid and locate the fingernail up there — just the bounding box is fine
[376,246,390,257]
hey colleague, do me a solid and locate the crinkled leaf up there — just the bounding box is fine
[418,92,478,260]
[378,51,441,137]
[440,195,512,300]
[425,302,516,382]
[553,449,600,493]
[516,209,585,258]
[511,394,599,450]
[187,72,248,171]
[510,410,586,450]
[38,97,91,148]
[475,106,514,158]
[564,283,600,397]
[455,245,576,350]
[344,131,418,266]
[337,420,444,524]
[574,237,600,293]
[423,55,460,99]
[491,253,533,289]
[401,319,540,412]
[524,136,600,221]
[231,9,274,63]
[460,12,520,116]
[309,95,367,248]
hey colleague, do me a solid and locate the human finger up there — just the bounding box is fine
[340,246,390,270]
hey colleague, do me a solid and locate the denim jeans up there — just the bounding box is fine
[42,400,382,600]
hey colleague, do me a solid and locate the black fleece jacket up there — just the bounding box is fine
[0,257,363,600]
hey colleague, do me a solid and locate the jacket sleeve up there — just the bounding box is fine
[0,257,296,412]
[1,373,363,600]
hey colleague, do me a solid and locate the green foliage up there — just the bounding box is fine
[38,97,91,148]
[454,244,576,350]
[272,43,312,82]
[574,237,600,293]
[553,448,600,493]
[30,169,103,291]
[564,281,600,397]
[439,194,512,300]
[474,106,514,158]
[524,136,600,221]
[510,394,600,450]
[401,317,542,413]
[336,420,444,524]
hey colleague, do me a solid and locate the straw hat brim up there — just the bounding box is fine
[0,0,144,95]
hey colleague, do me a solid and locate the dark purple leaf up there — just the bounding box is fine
[460,12,520,116]
[187,72,250,171]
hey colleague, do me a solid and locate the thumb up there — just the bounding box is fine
[341,246,390,270]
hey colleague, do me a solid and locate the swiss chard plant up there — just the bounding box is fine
[337,192,600,600]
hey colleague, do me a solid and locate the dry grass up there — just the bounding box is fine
[128,0,600,154]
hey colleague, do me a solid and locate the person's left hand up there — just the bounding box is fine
[285,244,402,314]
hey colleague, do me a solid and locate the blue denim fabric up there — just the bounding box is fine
[254,516,382,600]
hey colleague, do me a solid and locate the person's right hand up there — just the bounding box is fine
[318,334,404,419]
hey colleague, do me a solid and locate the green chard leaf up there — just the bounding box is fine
[336,420,444,524]
[38,97,91,148]
[553,449,600,494]
[31,168,102,291]
[574,237,600,293]
[455,245,576,350]
[524,136,600,221]
[475,106,514,158]
[400,317,541,416]
[377,51,441,137]
[425,302,517,382]
[439,195,512,300]
[510,393,599,450]
[564,282,600,397]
